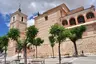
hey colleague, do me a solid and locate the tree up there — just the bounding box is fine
[68,25,86,56]
[7,28,20,42]
[16,40,23,60]
[49,24,67,64]
[23,25,38,63]
[32,38,44,58]
[0,36,9,64]
[7,28,20,61]
[27,25,38,39]
[0,37,4,53]
[7,26,38,64]
[49,36,55,58]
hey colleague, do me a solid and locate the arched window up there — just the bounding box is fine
[62,20,68,26]
[86,12,95,19]
[69,18,76,25]
[77,15,85,23]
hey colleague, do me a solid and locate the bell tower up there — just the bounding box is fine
[10,8,27,32]
[8,8,27,57]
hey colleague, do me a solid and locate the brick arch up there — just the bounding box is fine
[69,17,76,25]
[62,19,68,26]
[86,12,95,19]
[77,15,85,24]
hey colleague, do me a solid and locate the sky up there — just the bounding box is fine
[0,0,96,36]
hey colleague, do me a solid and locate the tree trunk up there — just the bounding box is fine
[52,47,54,58]
[58,42,61,64]
[18,52,19,60]
[24,43,27,64]
[36,46,37,58]
[4,46,6,64]
[73,41,78,56]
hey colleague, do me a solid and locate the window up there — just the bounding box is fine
[15,48,17,52]
[45,16,48,20]
[62,20,68,26]
[77,15,85,23]
[86,12,95,19]
[13,17,15,21]
[21,17,23,22]
[69,18,76,25]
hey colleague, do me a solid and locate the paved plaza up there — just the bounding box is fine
[0,55,96,64]
[45,55,96,64]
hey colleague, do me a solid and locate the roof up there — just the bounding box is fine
[35,3,70,20]
[34,3,95,20]
[67,6,84,15]
[11,10,27,17]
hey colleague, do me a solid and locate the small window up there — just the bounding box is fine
[45,16,48,20]
[21,17,23,22]
[15,48,17,52]
[13,17,15,21]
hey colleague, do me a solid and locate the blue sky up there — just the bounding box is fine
[0,12,37,36]
[0,0,96,36]
[0,13,10,36]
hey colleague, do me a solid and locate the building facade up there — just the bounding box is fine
[8,3,96,58]
[8,8,35,58]
[35,4,96,57]
[7,9,28,57]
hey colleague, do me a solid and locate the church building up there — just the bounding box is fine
[8,3,96,58]
[35,3,96,57]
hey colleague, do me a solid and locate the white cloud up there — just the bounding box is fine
[31,2,36,8]
[90,0,96,5]
[27,19,34,27]
[0,0,96,15]
[1,13,10,27]
[5,23,10,27]
[0,0,96,28]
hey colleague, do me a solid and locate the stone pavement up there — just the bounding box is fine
[45,55,96,64]
[0,55,96,64]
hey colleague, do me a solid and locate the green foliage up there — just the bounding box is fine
[0,36,9,64]
[0,37,4,53]
[1,36,9,46]
[32,38,44,46]
[49,24,68,64]
[27,25,38,39]
[49,36,55,47]
[16,40,23,52]
[27,25,44,47]
[69,25,86,42]
[7,28,20,41]
[0,36,9,53]
[0,37,3,48]
[32,37,44,58]
[50,24,65,36]
[49,24,67,43]
[68,25,86,56]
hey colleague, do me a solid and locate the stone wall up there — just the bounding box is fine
[34,6,96,57]
[35,34,96,57]
[33,21,96,57]
[35,10,61,44]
